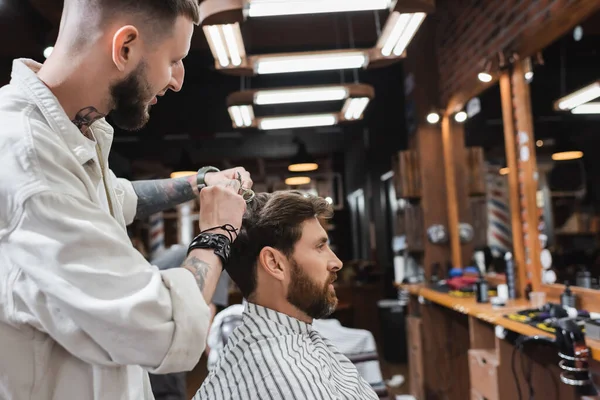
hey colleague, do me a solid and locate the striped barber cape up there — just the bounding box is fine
[194,302,378,400]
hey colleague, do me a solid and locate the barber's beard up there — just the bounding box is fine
[286,258,338,320]
[109,61,154,131]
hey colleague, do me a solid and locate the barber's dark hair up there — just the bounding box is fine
[225,191,333,298]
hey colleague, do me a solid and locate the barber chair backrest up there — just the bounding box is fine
[220,314,243,346]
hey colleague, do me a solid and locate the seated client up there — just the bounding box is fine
[194,191,378,400]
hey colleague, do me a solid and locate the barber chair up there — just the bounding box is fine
[346,351,390,400]
[219,314,244,346]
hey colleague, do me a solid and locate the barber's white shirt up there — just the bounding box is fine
[0,59,210,400]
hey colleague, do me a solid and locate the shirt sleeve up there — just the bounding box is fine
[109,171,138,225]
[3,190,210,374]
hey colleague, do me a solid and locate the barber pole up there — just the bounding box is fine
[487,168,512,254]
[177,200,195,245]
[148,212,165,259]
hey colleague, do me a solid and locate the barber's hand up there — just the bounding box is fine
[198,179,246,238]
[204,167,253,191]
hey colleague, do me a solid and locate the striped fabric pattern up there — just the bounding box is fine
[194,303,378,400]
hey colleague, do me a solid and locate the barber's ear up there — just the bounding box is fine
[258,247,286,282]
[111,25,140,72]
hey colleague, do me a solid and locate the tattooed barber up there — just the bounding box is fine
[0,1,251,399]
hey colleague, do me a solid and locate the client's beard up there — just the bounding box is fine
[286,258,338,320]
[109,61,154,131]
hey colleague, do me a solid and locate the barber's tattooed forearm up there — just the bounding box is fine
[182,256,211,291]
[72,106,106,137]
[132,177,197,220]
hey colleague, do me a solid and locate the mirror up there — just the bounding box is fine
[531,10,600,290]
[463,82,514,278]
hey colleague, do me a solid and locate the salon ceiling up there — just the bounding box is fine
[0,0,399,177]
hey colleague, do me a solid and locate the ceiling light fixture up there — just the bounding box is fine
[227,83,374,129]
[203,22,246,68]
[552,151,583,161]
[523,57,534,82]
[477,59,493,83]
[247,0,394,18]
[554,80,600,111]
[228,105,255,128]
[200,0,433,74]
[478,72,492,83]
[289,138,319,172]
[255,50,367,74]
[571,102,600,114]
[342,97,370,120]
[285,176,311,186]
[254,86,348,105]
[377,12,426,57]
[454,111,468,123]
[426,112,440,124]
[259,114,337,130]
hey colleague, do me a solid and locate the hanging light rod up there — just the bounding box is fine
[227,83,375,129]
[199,0,435,74]
[246,0,395,18]
[554,80,600,111]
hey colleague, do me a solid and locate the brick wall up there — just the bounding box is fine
[433,0,591,106]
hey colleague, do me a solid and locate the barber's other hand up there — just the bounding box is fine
[204,167,253,191]
[198,180,246,238]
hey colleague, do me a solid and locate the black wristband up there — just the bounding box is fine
[187,232,231,265]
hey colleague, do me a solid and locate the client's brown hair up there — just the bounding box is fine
[225,191,333,298]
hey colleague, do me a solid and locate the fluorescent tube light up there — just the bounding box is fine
[343,97,370,120]
[555,81,600,110]
[392,13,426,56]
[248,0,394,18]
[203,23,246,68]
[254,86,348,105]
[228,105,254,127]
[259,114,337,130]
[255,51,367,74]
[571,102,600,114]
[377,12,426,57]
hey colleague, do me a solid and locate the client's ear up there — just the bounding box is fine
[257,246,286,282]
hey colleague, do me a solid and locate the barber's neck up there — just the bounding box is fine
[251,292,313,324]
[37,46,112,133]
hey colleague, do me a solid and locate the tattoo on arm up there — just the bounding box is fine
[182,256,211,292]
[72,107,106,138]
[132,177,197,220]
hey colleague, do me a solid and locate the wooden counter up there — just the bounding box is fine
[402,284,600,360]
[402,283,599,400]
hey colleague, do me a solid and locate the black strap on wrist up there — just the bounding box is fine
[187,232,231,265]
[201,224,239,242]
